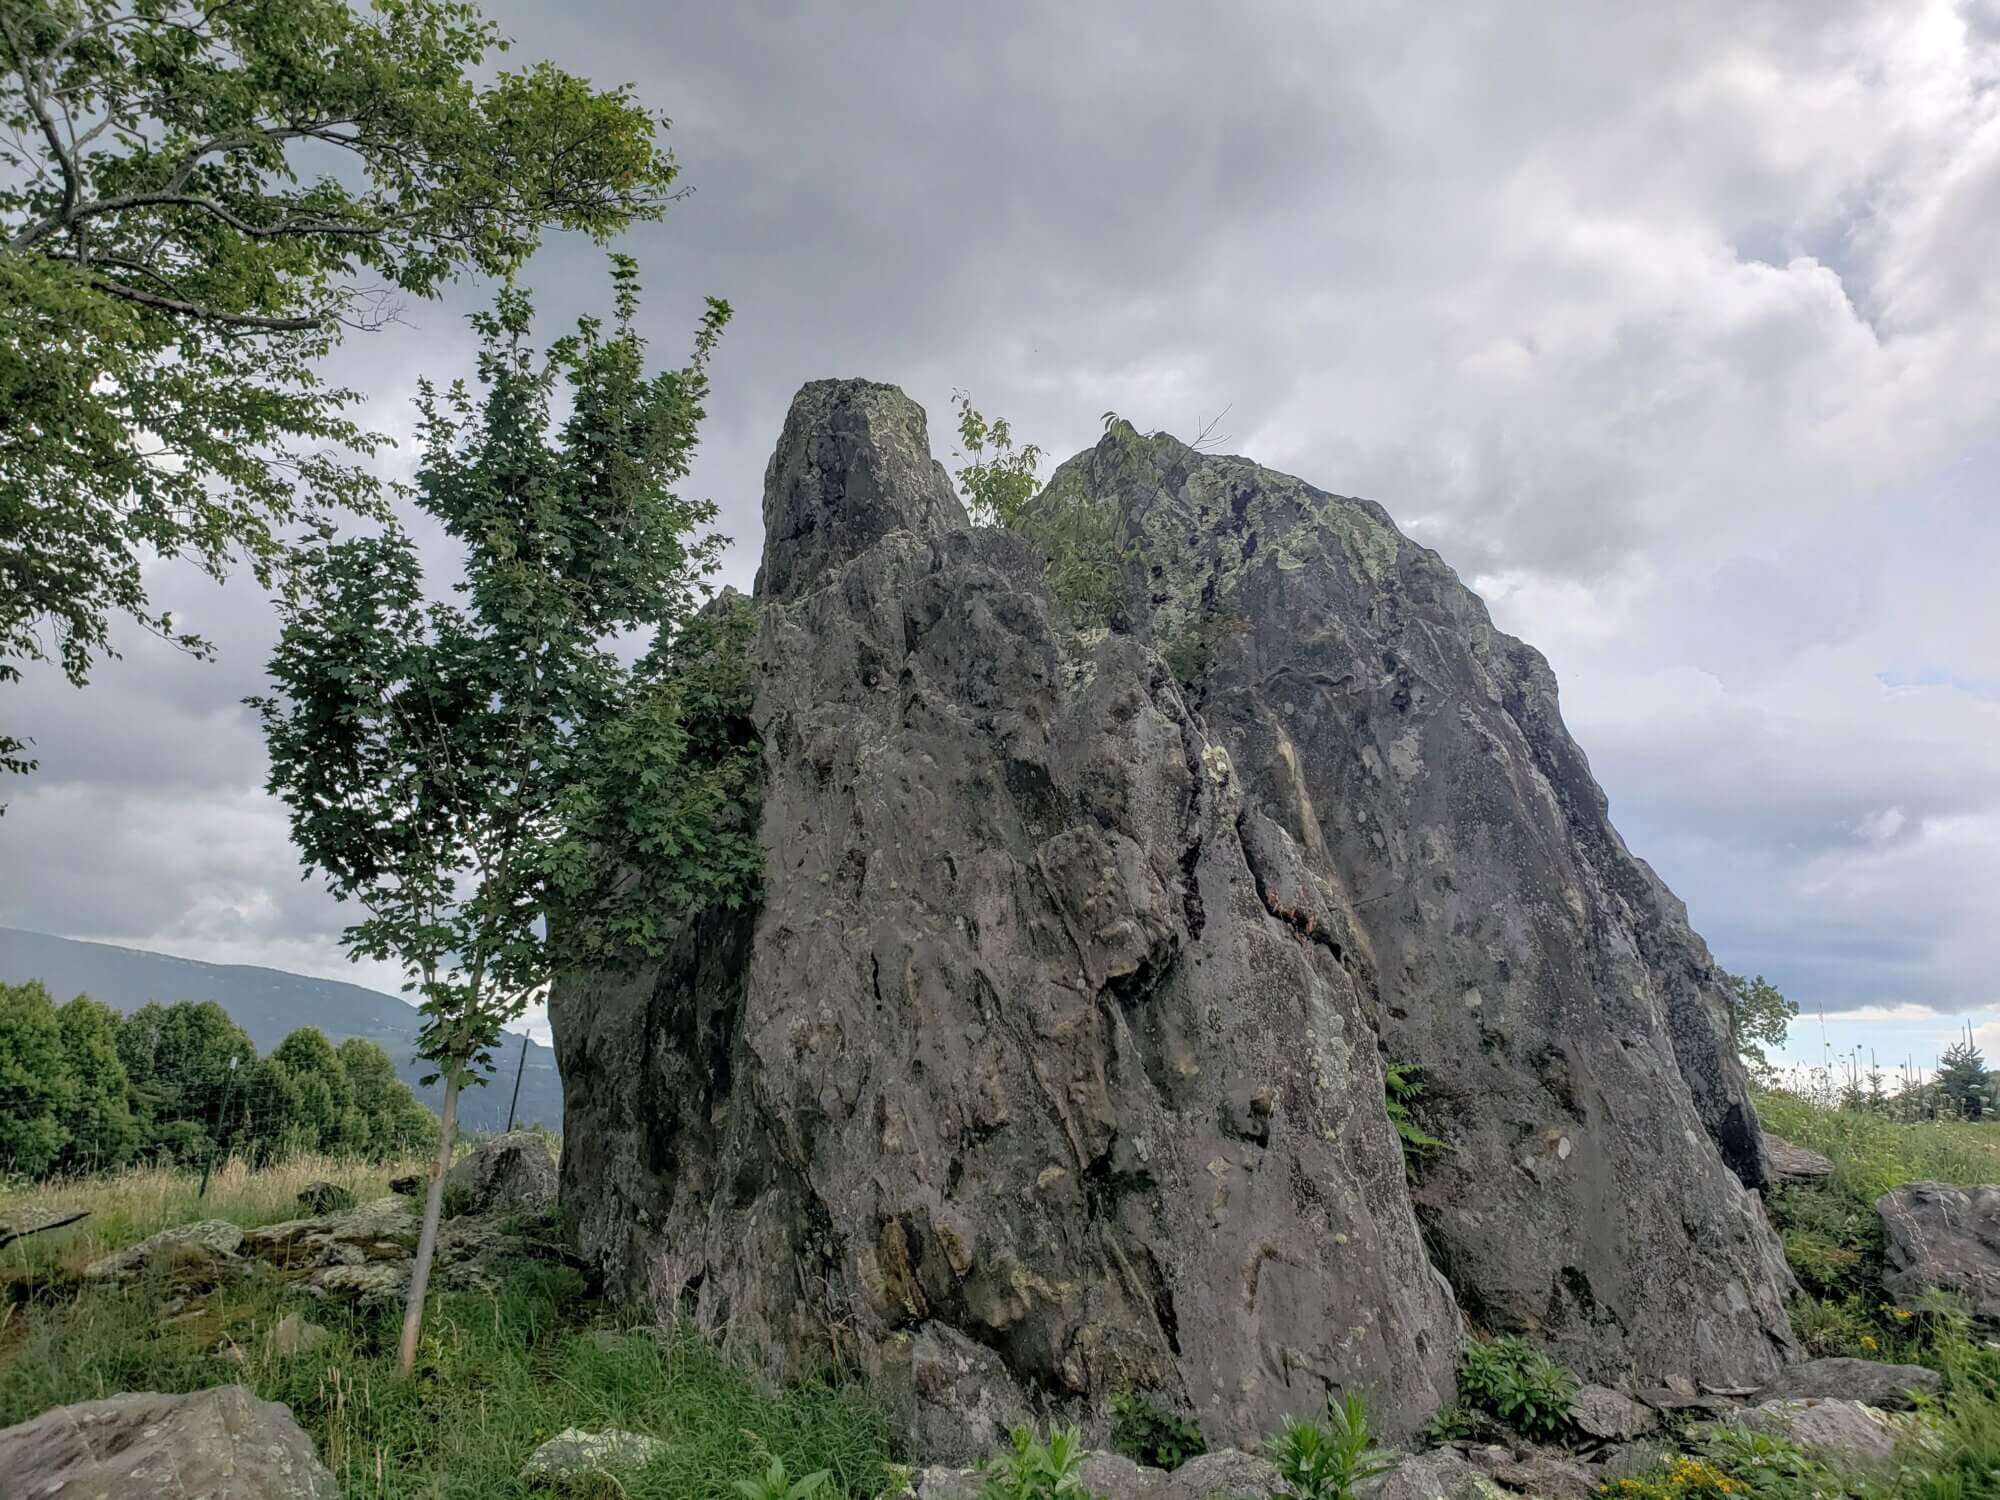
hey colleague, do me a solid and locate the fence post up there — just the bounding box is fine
[504,1029,529,1134]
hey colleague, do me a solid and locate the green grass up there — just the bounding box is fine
[0,1162,897,1498]
[0,1153,427,1283]
[0,1261,897,1498]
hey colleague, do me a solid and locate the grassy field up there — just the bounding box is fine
[0,1162,896,1499]
[8,1100,2000,1498]
[1,1153,424,1283]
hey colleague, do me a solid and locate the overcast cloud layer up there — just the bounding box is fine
[4,0,1997,1063]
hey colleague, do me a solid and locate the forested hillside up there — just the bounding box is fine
[0,929,560,1132]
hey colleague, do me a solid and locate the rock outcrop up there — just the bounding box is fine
[0,1385,336,1498]
[1877,1181,2000,1319]
[443,1130,559,1216]
[554,381,1796,1457]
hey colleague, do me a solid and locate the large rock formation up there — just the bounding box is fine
[554,380,1795,1458]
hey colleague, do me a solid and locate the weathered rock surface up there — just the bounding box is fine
[444,1130,559,1216]
[1877,1181,2000,1319]
[1728,1397,1911,1465]
[909,1447,1280,1500]
[243,1196,419,1269]
[1043,421,1797,1385]
[84,1219,246,1283]
[518,1427,668,1488]
[1756,1356,1942,1410]
[1358,1449,1506,1500]
[555,381,1797,1454]
[1764,1134,1834,1187]
[1569,1385,1657,1441]
[0,1384,336,1498]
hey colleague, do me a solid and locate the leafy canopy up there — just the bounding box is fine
[253,257,747,1087]
[0,0,682,783]
[1725,973,1798,1076]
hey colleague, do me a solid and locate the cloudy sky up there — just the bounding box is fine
[4,0,1997,1066]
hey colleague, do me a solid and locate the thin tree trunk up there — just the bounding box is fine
[397,1067,460,1376]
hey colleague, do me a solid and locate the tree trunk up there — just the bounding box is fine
[397,1068,460,1376]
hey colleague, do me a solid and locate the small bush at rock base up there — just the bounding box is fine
[1107,1392,1206,1472]
[1266,1392,1395,1500]
[1456,1334,1576,1441]
[976,1425,1100,1500]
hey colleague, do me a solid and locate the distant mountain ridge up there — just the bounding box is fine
[0,927,561,1133]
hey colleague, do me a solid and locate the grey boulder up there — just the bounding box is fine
[1877,1181,2000,1319]
[0,1384,336,1498]
[444,1131,558,1216]
[1764,1135,1834,1188]
[1358,1449,1506,1499]
[555,380,1796,1456]
[1729,1398,1912,1466]
[1568,1385,1658,1441]
[519,1427,667,1489]
[1757,1356,1942,1410]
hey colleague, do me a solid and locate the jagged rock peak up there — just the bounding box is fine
[754,378,967,600]
[556,381,1799,1463]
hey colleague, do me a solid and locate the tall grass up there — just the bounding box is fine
[0,1153,427,1282]
[0,1259,897,1498]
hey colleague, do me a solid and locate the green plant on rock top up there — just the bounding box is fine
[1108,1391,1206,1471]
[977,1425,1101,1500]
[1455,1334,1575,1441]
[735,1453,832,1500]
[1266,1392,1395,1500]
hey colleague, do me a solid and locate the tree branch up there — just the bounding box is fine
[91,277,329,330]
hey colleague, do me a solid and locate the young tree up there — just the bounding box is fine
[0,979,76,1175]
[1725,973,1799,1077]
[952,392,1043,527]
[255,259,746,1373]
[1938,1037,1990,1121]
[0,0,684,789]
[55,993,135,1173]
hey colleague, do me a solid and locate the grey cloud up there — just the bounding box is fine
[4,0,1996,1036]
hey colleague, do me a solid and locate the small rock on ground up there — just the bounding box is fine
[0,1383,335,1498]
[269,1313,333,1359]
[1570,1384,1658,1441]
[306,1260,411,1307]
[1764,1134,1835,1186]
[519,1427,668,1488]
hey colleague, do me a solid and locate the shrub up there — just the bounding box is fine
[1455,1335,1575,1441]
[978,1425,1100,1500]
[1266,1393,1395,1500]
[1108,1391,1205,1471]
[735,1454,832,1500]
